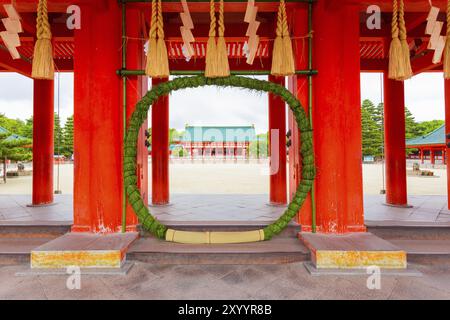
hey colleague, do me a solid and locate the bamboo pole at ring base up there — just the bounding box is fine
[165,229,265,244]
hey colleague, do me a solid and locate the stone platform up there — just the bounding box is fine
[30,232,139,268]
[299,232,407,269]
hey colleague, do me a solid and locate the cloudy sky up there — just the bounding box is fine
[0,72,445,133]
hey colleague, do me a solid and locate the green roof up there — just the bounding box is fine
[0,127,30,144]
[3,134,29,143]
[406,125,445,147]
[182,126,256,142]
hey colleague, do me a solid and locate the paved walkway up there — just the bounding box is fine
[0,194,449,226]
[0,262,448,299]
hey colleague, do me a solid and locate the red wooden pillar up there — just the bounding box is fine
[288,5,312,225]
[124,8,147,228]
[72,2,125,232]
[151,77,169,205]
[268,75,287,205]
[311,1,365,233]
[420,148,424,164]
[32,79,54,206]
[430,149,435,165]
[384,74,408,206]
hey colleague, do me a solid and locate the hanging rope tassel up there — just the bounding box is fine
[145,0,158,77]
[155,0,170,78]
[216,0,230,77]
[398,0,412,80]
[205,0,218,78]
[280,0,295,76]
[444,0,450,79]
[32,0,54,80]
[271,1,284,76]
[388,0,403,80]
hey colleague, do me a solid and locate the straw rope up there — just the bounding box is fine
[205,0,218,77]
[216,0,230,77]
[271,0,294,76]
[388,0,403,80]
[145,0,158,77]
[32,0,54,79]
[398,0,412,80]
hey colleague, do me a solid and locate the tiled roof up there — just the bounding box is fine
[406,125,445,147]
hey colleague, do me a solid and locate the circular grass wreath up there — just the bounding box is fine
[124,75,315,242]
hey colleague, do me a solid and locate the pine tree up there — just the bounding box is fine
[63,115,74,157]
[54,113,64,155]
[0,129,32,183]
[20,117,33,139]
[361,100,383,157]
[405,107,418,140]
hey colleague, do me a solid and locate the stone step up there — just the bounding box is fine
[127,236,310,265]
[138,221,300,239]
[0,237,53,265]
[389,239,450,264]
[0,223,71,239]
[367,225,450,240]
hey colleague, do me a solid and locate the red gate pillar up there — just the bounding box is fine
[72,2,125,232]
[288,6,312,226]
[311,1,365,233]
[384,74,408,206]
[124,8,147,229]
[268,75,287,205]
[32,79,54,206]
[152,77,170,205]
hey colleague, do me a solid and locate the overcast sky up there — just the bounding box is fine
[0,72,445,134]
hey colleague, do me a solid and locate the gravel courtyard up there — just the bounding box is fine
[0,162,447,195]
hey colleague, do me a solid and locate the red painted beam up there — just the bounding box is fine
[0,47,32,77]
[360,58,388,72]
[32,79,54,206]
[412,51,443,75]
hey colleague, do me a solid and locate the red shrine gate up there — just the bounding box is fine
[0,0,449,236]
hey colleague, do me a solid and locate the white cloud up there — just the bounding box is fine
[361,72,445,122]
[0,72,73,124]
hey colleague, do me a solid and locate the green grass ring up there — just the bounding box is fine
[124,75,315,241]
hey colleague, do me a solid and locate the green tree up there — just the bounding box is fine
[415,120,445,137]
[63,115,74,157]
[249,133,268,158]
[0,128,32,183]
[0,114,26,134]
[361,100,383,157]
[405,107,418,140]
[54,113,64,155]
[20,117,33,139]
